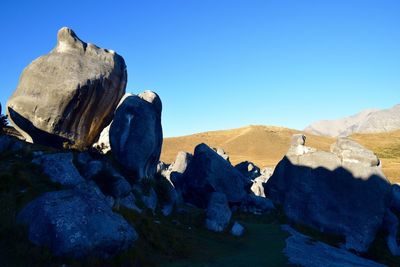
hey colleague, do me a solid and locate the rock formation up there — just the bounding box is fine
[7,27,126,148]
[17,186,137,259]
[180,143,246,208]
[235,161,261,181]
[205,192,232,232]
[265,135,392,253]
[32,153,85,187]
[109,91,163,181]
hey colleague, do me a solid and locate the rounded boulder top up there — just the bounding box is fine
[138,91,162,115]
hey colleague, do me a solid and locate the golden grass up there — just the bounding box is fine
[161,126,400,183]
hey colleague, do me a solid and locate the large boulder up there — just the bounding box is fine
[265,135,391,253]
[7,27,126,149]
[331,137,380,167]
[17,187,137,259]
[109,91,163,181]
[180,143,246,208]
[93,93,134,154]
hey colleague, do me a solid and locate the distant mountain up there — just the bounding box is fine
[305,104,400,137]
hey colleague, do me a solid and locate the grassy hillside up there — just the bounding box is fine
[351,130,400,183]
[161,125,400,183]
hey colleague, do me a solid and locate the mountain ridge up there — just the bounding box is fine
[305,104,400,137]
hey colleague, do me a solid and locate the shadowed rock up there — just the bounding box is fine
[17,186,137,259]
[205,192,232,232]
[180,143,246,208]
[282,225,385,267]
[266,135,391,253]
[32,153,85,187]
[7,27,126,149]
[109,91,163,181]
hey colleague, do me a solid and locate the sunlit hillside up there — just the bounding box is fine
[161,125,400,183]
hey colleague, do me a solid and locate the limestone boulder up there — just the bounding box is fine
[7,27,126,149]
[32,153,85,187]
[109,91,163,181]
[180,143,246,208]
[17,186,137,259]
[331,137,380,167]
[265,135,392,253]
[205,192,232,232]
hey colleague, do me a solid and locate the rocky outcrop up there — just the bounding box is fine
[7,27,126,149]
[17,186,137,259]
[180,143,246,208]
[265,135,392,253]
[205,192,232,232]
[109,91,163,181]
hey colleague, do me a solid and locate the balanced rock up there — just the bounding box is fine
[287,133,316,156]
[180,143,246,208]
[291,134,306,146]
[18,187,137,259]
[110,91,163,181]
[7,27,126,149]
[265,135,391,253]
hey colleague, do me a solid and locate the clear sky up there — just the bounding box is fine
[1,0,399,137]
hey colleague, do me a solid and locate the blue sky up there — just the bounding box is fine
[1,0,399,137]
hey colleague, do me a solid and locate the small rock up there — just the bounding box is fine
[231,222,245,237]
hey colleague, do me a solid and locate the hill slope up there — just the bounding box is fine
[305,104,400,137]
[161,125,400,183]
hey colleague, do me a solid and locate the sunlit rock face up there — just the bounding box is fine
[266,135,391,253]
[109,91,163,181]
[7,27,126,149]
